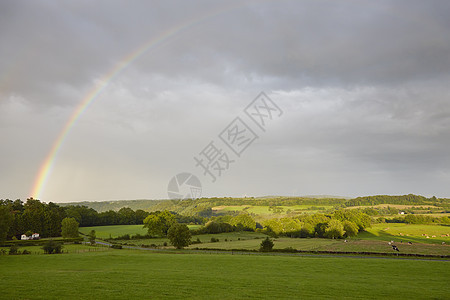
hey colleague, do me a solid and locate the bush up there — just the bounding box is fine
[259,237,274,252]
[191,238,202,245]
[163,242,168,247]
[42,240,63,254]
[110,244,122,249]
[282,247,297,253]
[210,237,219,243]
[22,249,31,255]
[117,234,130,240]
[9,244,19,255]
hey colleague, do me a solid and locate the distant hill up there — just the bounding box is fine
[60,196,347,213]
[346,194,449,208]
[59,194,449,213]
[60,199,165,212]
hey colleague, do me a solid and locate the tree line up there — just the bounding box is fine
[145,209,372,240]
[345,194,446,207]
[0,198,153,241]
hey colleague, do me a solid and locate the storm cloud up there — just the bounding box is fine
[1,0,449,202]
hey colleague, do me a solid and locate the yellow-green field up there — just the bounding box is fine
[212,205,333,215]
[360,223,450,244]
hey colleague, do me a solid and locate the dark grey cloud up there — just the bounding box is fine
[0,0,449,201]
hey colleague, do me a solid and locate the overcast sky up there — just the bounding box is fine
[1,0,449,203]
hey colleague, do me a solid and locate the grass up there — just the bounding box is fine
[360,223,450,244]
[0,243,110,255]
[117,232,267,248]
[212,205,333,215]
[79,224,201,239]
[190,237,450,256]
[0,250,448,299]
[78,223,450,256]
[79,225,148,238]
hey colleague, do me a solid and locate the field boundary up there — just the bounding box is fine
[188,247,450,259]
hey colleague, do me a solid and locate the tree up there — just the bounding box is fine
[167,224,191,249]
[299,223,314,238]
[143,211,176,237]
[343,220,358,237]
[135,209,149,224]
[263,219,283,236]
[88,230,96,245]
[230,214,256,231]
[0,205,13,241]
[118,207,136,225]
[202,221,234,234]
[324,219,345,239]
[61,217,79,238]
[260,237,274,252]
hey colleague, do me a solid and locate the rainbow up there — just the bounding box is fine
[30,2,250,199]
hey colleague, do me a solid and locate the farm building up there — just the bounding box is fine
[21,233,40,240]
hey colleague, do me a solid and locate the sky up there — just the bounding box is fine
[1,0,449,203]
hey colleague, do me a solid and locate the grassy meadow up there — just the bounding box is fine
[77,223,450,256]
[360,223,450,244]
[212,204,333,216]
[1,249,449,299]
[79,224,148,239]
[79,224,202,239]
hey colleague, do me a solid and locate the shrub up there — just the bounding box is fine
[9,244,19,255]
[282,247,296,253]
[210,237,219,243]
[22,249,31,255]
[163,242,168,247]
[42,240,63,254]
[191,238,202,245]
[259,237,274,252]
[110,244,122,249]
[117,234,130,240]
[88,230,96,245]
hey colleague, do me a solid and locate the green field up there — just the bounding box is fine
[79,224,202,239]
[189,236,449,256]
[79,225,148,238]
[0,250,448,299]
[0,243,109,255]
[78,224,450,256]
[213,205,333,215]
[361,223,450,244]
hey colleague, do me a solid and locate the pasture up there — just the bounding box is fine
[79,224,148,238]
[79,224,202,239]
[189,236,449,256]
[1,250,449,299]
[79,224,450,256]
[0,243,109,255]
[212,205,333,215]
[360,223,450,244]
